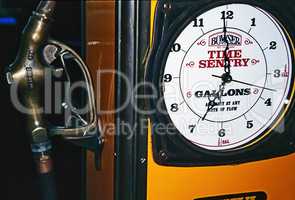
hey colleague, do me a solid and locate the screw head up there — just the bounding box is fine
[140,158,146,164]
[163,3,172,11]
[159,150,168,161]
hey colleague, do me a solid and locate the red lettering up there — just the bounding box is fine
[207,49,243,59]
[208,50,215,59]
[232,59,242,67]
[216,60,224,68]
[234,49,242,58]
[198,49,252,68]
[208,60,215,68]
[199,60,207,68]
[242,58,250,66]
[216,50,223,59]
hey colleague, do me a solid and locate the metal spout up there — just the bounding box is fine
[35,1,57,19]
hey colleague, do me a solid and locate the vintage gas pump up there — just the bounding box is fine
[5,0,295,200]
[86,1,295,200]
[145,1,295,199]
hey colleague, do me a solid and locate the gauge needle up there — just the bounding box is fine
[222,14,231,75]
[202,16,231,121]
[212,75,277,92]
[202,83,225,120]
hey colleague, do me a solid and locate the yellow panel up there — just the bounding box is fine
[147,2,295,200]
[147,121,295,199]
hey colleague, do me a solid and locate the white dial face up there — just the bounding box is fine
[163,4,294,151]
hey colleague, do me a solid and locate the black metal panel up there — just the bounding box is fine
[115,1,150,200]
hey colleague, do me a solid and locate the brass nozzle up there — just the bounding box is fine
[36,1,57,19]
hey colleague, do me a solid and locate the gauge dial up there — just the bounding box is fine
[162,4,294,151]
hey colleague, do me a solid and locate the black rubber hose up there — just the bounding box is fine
[38,171,58,200]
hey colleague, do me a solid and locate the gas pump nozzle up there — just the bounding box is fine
[6,1,56,137]
[5,3,102,197]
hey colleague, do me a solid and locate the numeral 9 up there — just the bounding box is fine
[163,74,172,82]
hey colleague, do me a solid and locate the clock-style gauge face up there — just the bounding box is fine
[163,4,294,151]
